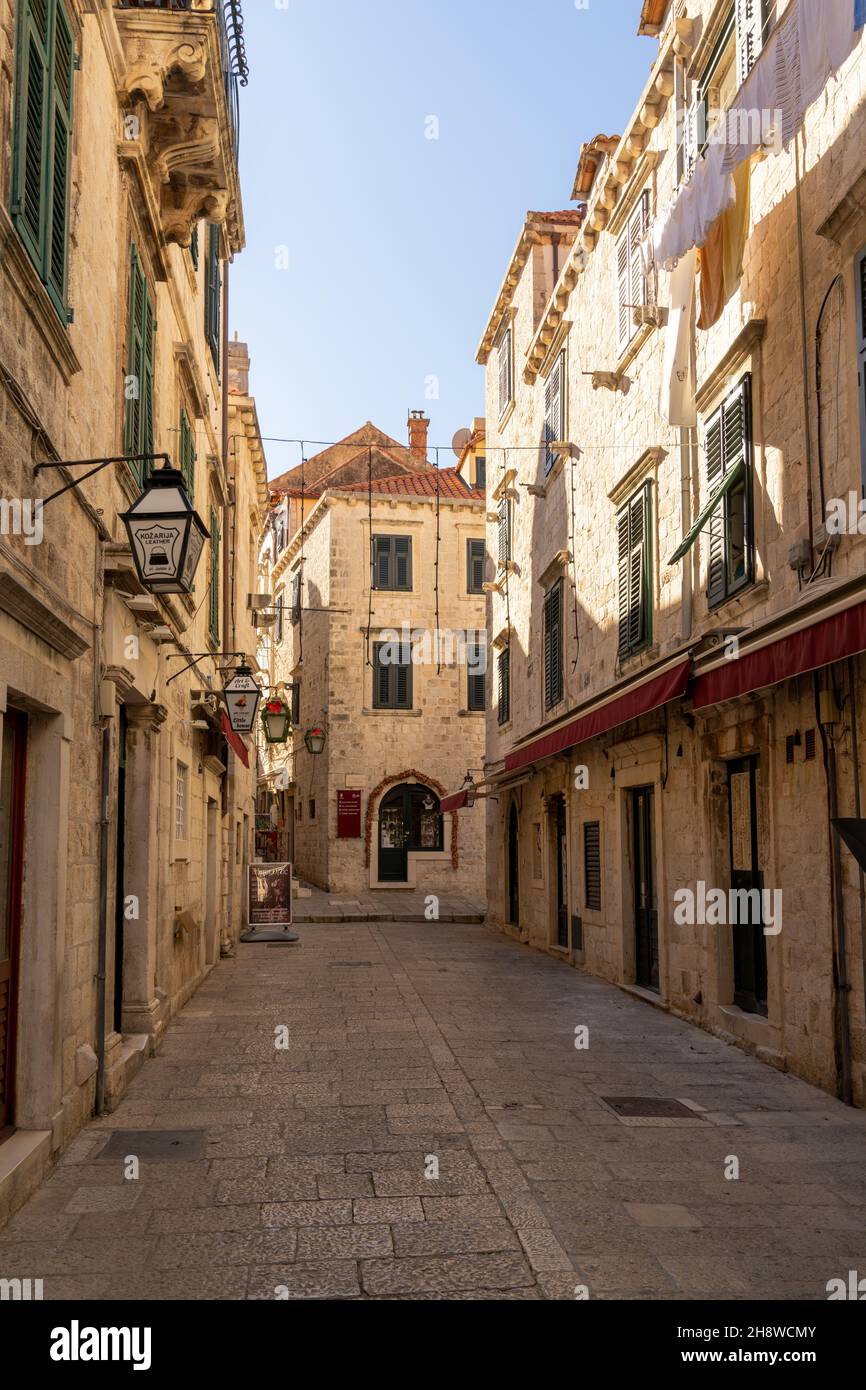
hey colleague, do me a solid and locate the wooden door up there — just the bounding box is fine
[728,756,768,1016]
[632,786,659,990]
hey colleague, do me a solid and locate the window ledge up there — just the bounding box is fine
[614,320,655,378]
[0,207,81,384]
[458,709,485,717]
[497,400,516,431]
[706,578,769,619]
[363,708,422,717]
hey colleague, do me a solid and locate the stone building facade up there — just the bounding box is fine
[263,418,487,896]
[477,0,866,1105]
[0,0,266,1226]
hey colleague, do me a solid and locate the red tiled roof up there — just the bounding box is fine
[337,469,481,499]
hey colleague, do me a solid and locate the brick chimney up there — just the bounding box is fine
[228,332,250,395]
[407,410,430,464]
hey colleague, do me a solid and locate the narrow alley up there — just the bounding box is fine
[3,921,865,1302]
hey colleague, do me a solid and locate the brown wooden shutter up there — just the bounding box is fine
[584,821,602,911]
[543,580,564,710]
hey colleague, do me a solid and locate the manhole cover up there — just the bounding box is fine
[601,1097,702,1119]
[97,1130,206,1161]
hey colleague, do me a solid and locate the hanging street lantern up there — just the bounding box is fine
[223,662,262,736]
[261,692,291,744]
[304,726,326,754]
[120,464,209,596]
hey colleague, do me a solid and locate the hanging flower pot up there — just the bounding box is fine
[261,694,291,744]
[304,726,326,754]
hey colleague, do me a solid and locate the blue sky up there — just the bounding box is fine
[230,0,655,478]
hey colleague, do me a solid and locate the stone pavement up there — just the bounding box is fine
[2,921,865,1301]
[292,885,485,923]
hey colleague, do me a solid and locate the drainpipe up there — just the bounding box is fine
[221,253,237,949]
[815,670,853,1105]
[679,426,695,641]
[95,720,111,1115]
[794,133,816,557]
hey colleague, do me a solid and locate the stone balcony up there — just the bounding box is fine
[114,0,247,266]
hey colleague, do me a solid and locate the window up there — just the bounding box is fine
[209,507,221,645]
[497,646,511,726]
[584,821,601,911]
[175,762,188,843]
[291,572,302,624]
[467,632,486,712]
[274,587,284,644]
[543,579,564,711]
[124,245,156,484]
[544,351,565,476]
[617,483,652,659]
[616,191,650,355]
[179,406,196,498]
[467,538,485,594]
[309,800,316,820]
[291,682,300,725]
[497,496,512,569]
[706,374,753,607]
[373,641,413,710]
[496,322,513,418]
[205,223,221,373]
[11,0,74,317]
[372,535,412,591]
[475,455,487,490]
[275,516,286,554]
[685,2,776,178]
[857,247,866,492]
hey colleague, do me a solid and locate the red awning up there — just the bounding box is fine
[692,600,866,710]
[221,711,250,769]
[504,659,691,774]
[440,789,469,813]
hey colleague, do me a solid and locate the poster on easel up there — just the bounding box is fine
[246,862,294,931]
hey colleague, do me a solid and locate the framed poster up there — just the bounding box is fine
[337,790,362,838]
[247,861,293,929]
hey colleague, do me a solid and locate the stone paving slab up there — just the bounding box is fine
[1,919,866,1300]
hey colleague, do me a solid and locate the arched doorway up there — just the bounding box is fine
[378,783,442,882]
[507,801,519,925]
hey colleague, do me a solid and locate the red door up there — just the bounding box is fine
[0,710,27,1135]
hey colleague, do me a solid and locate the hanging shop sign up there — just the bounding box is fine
[337,789,362,838]
[120,465,209,596]
[223,662,262,735]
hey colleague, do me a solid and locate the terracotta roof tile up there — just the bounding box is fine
[337,468,480,499]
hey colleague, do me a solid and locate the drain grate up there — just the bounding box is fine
[97,1130,206,1161]
[601,1097,702,1119]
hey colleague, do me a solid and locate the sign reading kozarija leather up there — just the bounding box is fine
[247,862,293,928]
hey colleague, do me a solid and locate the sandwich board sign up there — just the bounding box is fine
[241,862,298,943]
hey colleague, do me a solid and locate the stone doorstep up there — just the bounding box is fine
[293,912,485,925]
[0,1129,53,1230]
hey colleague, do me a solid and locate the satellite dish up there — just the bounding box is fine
[452,428,472,459]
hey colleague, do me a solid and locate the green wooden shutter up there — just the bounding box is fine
[497,647,510,725]
[497,496,511,567]
[45,1,73,308]
[497,325,512,416]
[584,821,602,911]
[544,353,563,476]
[190,223,199,271]
[12,0,74,315]
[736,0,768,87]
[618,486,650,657]
[141,273,156,466]
[543,580,563,710]
[179,406,195,498]
[393,537,412,590]
[467,538,485,593]
[205,223,221,372]
[705,410,726,608]
[467,633,486,711]
[124,246,144,467]
[209,508,220,644]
